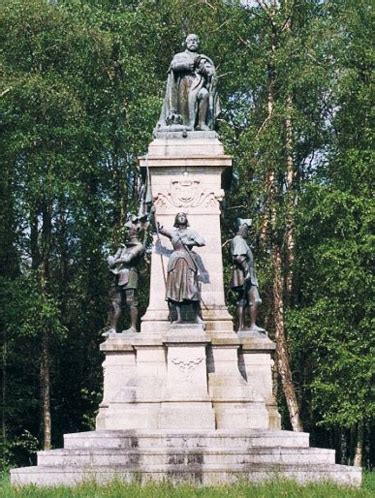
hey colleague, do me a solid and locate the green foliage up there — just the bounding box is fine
[0,0,373,471]
[1,275,66,341]
[285,0,374,443]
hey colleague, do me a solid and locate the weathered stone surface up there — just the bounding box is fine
[139,133,233,336]
[11,429,361,487]
[96,325,274,432]
[159,328,215,430]
[37,446,336,467]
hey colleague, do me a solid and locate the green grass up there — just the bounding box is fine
[0,472,374,498]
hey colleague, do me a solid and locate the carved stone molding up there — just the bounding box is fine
[154,179,224,211]
[170,356,204,380]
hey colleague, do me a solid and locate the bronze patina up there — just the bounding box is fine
[157,34,220,132]
[105,215,147,335]
[230,218,264,333]
[158,212,205,325]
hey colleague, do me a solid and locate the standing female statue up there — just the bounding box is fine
[158,212,205,325]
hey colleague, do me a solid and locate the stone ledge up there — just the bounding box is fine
[11,462,362,487]
[101,334,263,350]
[36,446,337,468]
[239,331,276,351]
[153,131,219,140]
[139,156,232,167]
[163,325,210,345]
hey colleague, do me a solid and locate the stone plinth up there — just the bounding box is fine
[208,342,269,430]
[239,331,281,429]
[95,326,274,432]
[139,131,233,337]
[160,326,215,429]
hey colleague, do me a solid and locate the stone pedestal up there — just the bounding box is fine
[96,333,167,430]
[139,131,233,337]
[95,132,280,433]
[209,342,269,429]
[159,325,215,429]
[95,340,137,430]
[95,326,275,433]
[239,331,282,429]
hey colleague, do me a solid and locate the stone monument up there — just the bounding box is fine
[11,35,361,487]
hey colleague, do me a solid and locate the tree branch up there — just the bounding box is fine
[0,88,11,97]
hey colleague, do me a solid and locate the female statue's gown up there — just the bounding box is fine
[164,228,205,303]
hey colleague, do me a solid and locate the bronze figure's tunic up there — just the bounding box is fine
[230,235,258,290]
[109,241,144,290]
[230,220,264,333]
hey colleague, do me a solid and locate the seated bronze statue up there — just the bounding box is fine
[157,34,220,131]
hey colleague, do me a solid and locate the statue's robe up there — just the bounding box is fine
[158,50,220,130]
[166,228,205,303]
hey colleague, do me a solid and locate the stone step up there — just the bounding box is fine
[11,462,362,488]
[64,429,310,450]
[37,446,335,467]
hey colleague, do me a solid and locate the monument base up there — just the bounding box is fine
[11,429,362,487]
[11,332,362,488]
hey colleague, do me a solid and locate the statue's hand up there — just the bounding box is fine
[190,55,201,72]
[197,60,207,75]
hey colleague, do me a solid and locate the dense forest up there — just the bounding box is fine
[0,0,373,471]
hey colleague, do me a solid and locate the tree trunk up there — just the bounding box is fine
[255,1,303,432]
[282,7,296,302]
[284,93,296,302]
[39,201,52,451]
[353,423,364,467]
[340,429,348,465]
[259,29,277,245]
[40,330,51,450]
[1,330,6,442]
[30,210,40,270]
[272,243,303,431]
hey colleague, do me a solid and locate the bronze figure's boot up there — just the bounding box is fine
[193,302,206,329]
[103,291,121,336]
